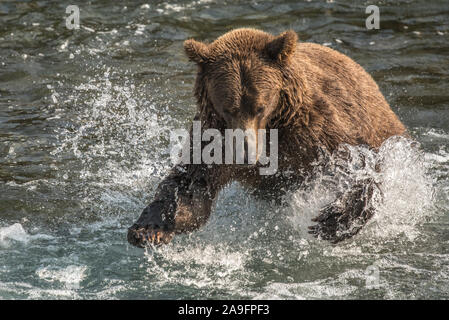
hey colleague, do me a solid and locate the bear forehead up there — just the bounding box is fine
[209,60,279,94]
[208,28,275,56]
[208,64,279,109]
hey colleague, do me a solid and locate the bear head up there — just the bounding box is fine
[184,28,298,161]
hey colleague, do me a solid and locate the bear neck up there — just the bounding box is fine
[269,67,312,130]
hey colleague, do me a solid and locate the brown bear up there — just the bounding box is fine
[127,28,406,247]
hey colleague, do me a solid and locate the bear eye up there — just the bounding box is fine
[223,109,236,117]
[255,106,264,115]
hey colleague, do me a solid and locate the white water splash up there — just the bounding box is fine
[36,265,88,290]
[143,242,250,293]
[51,66,181,212]
[0,223,30,247]
[288,136,435,242]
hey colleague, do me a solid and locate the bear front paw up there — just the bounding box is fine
[309,181,375,243]
[127,224,174,248]
[308,201,372,244]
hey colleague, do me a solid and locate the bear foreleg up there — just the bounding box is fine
[308,178,378,243]
[127,164,229,247]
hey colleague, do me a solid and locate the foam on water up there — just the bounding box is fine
[143,242,250,293]
[255,272,360,299]
[0,222,56,249]
[0,223,30,247]
[0,281,81,299]
[36,265,88,289]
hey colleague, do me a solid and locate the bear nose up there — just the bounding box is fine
[244,128,259,164]
[243,138,249,163]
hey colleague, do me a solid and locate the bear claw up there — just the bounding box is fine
[128,226,174,248]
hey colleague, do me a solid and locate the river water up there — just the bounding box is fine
[0,0,448,299]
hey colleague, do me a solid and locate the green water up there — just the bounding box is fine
[0,0,448,299]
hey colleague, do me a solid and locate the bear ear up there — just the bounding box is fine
[266,30,298,63]
[184,39,210,64]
